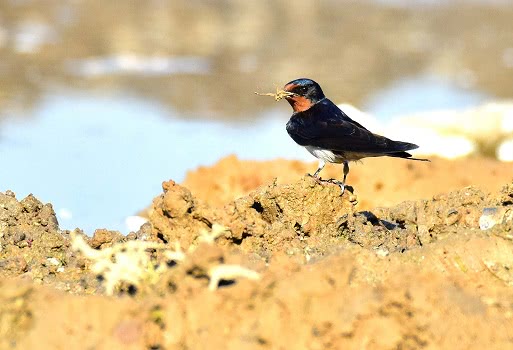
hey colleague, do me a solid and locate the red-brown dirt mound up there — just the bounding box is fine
[182,155,512,209]
[1,156,513,349]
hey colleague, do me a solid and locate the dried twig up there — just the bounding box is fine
[255,87,296,101]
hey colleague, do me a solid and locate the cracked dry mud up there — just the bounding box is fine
[1,156,513,349]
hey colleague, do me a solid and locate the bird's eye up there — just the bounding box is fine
[298,86,308,93]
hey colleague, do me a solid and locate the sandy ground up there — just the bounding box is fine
[183,155,513,209]
[1,155,513,349]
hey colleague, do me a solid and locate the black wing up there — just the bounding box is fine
[286,99,418,154]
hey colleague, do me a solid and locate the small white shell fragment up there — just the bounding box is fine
[375,248,390,257]
[208,264,260,291]
[47,257,61,266]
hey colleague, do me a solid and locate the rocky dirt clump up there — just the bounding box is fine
[1,162,513,349]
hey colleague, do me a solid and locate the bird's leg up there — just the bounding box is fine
[328,161,349,194]
[308,159,326,179]
[343,160,349,184]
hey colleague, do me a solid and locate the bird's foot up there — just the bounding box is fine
[326,179,345,194]
[325,179,354,195]
[307,174,353,194]
[307,174,338,188]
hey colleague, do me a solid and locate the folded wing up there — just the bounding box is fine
[286,100,419,155]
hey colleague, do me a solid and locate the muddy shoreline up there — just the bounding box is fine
[1,156,512,349]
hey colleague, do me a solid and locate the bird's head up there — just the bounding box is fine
[283,78,325,112]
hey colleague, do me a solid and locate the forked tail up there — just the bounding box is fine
[387,151,430,161]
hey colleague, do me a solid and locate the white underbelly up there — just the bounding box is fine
[304,146,376,163]
[305,146,344,163]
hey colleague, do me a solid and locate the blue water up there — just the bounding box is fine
[0,76,489,233]
[0,92,308,233]
[363,76,489,119]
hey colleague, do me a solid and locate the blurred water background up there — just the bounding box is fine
[0,0,512,232]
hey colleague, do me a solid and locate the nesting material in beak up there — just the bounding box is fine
[255,87,296,101]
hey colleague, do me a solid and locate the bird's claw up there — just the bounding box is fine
[307,174,346,193]
[325,179,345,194]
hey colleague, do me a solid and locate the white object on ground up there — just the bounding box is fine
[208,264,261,291]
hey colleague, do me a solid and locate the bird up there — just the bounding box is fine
[267,78,429,193]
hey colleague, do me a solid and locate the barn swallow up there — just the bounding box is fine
[258,78,428,193]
